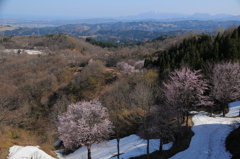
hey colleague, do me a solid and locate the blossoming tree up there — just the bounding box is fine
[58,99,113,159]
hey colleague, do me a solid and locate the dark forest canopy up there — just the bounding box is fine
[145,26,240,73]
[85,37,118,48]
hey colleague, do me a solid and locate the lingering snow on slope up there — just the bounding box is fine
[8,145,56,159]
[25,50,43,55]
[170,111,240,159]
[57,135,173,159]
[226,101,240,117]
[8,101,240,159]
[1,49,43,55]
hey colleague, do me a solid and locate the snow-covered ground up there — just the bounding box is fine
[1,49,43,55]
[170,101,240,159]
[8,101,240,159]
[56,135,172,159]
[25,50,43,55]
[7,135,172,159]
[8,146,56,159]
[226,101,240,117]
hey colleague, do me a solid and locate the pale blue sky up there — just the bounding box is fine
[0,0,240,18]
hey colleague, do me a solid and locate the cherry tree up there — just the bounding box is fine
[116,60,145,73]
[116,62,134,73]
[58,99,113,159]
[210,62,240,117]
[134,60,145,70]
[163,67,212,127]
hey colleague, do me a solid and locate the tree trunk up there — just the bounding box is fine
[117,138,120,159]
[182,111,185,123]
[159,139,163,153]
[222,104,226,117]
[186,111,189,127]
[147,138,150,159]
[177,115,181,127]
[210,106,213,117]
[87,145,92,159]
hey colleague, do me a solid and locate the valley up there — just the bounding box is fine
[1,11,240,159]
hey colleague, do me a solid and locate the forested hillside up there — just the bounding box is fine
[2,20,240,45]
[145,25,240,73]
[0,33,164,157]
[1,25,240,158]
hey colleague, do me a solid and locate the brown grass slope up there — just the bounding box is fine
[0,33,204,158]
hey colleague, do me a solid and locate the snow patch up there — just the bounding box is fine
[8,145,56,159]
[226,101,240,117]
[170,111,240,159]
[8,102,240,159]
[1,49,43,55]
[56,135,172,159]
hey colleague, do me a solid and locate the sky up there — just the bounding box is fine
[0,0,240,19]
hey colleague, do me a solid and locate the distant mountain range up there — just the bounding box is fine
[116,12,240,21]
[2,20,240,45]
[1,12,240,45]
[1,12,240,27]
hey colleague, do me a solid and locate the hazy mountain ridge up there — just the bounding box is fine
[119,12,239,21]
[2,20,240,35]
[1,12,240,45]
[1,12,240,28]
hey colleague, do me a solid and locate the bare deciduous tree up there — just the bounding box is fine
[131,81,156,159]
[0,84,19,132]
[138,104,176,153]
[100,79,134,159]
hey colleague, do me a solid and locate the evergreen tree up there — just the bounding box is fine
[154,26,240,74]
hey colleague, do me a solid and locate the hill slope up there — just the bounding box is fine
[2,20,240,44]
